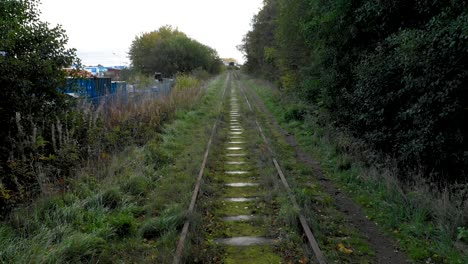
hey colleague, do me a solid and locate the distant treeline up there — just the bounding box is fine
[241,0,467,182]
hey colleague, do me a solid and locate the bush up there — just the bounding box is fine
[344,6,468,182]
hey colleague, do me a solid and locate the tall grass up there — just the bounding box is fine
[0,73,224,262]
[1,74,204,213]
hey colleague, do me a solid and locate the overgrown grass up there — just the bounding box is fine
[1,71,206,212]
[174,74,201,91]
[245,75,468,263]
[0,74,227,262]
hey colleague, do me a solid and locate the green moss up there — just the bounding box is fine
[215,200,266,216]
[222,186,262,198]
[221,221,267,237]
[223,245,282,264]
[221,175,260,184]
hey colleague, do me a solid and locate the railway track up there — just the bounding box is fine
[174,71,326,263]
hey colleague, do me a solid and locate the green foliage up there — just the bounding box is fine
[458,227,468,243]
[239,0,279,80]
[283,104,308,122]
[0,0,79,212]
[50,232,105,262]
[102,188,122,210]
[109,213,136,238]
[129,25,222,77]
[174,74,201,90]
[249,76,468,262]
[242,0,468,182]
[122,176,150,197]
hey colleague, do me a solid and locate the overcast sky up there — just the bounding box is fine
[39,0,263,66]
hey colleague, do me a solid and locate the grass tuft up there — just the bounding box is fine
[101,188,122,210]
[122,176,150,197]
[140,205,184,240]
[109,213,136,238]
[48,232,106,262]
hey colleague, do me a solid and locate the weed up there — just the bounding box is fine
[122,176,150,197]
[101,188,122,210]
[144,139,172,168]
[457,227,468,243]
[110,213,136,238]
[277,197,300,229]
[140,205,184,240]
[174,74,201,90]
[48,232,106,262]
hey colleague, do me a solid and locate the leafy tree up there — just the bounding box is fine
[129,26,222,77]
[0,0,78,209]
[239,0,278,80]
[242,0,468,182]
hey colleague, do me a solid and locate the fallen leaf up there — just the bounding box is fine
[337,243,353,254]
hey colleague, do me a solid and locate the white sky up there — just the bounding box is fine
[39,0,263,66]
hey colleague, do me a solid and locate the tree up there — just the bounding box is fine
[0,0,78,210]
[239,0,278,80]
[243,0,468,182]
[129,26,222,77]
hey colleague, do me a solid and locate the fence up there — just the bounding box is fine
[65,77,174,106]
[129,78,174,96]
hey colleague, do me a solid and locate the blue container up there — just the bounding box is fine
[65,78,115,102]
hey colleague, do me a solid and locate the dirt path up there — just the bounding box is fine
[241,76,410,264]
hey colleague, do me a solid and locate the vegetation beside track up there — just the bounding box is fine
[236,75,376,263]
[0,74,226,262]
[245,75,468,263]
